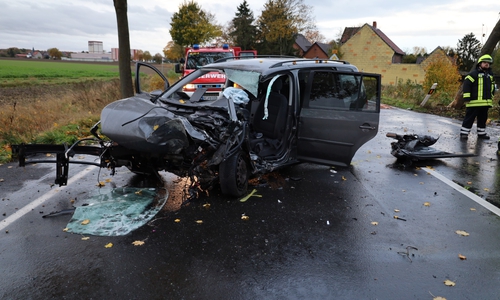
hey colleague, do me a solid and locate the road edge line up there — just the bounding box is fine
[0,166,96,231]
[422,167,500,217]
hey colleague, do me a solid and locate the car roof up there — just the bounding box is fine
[201,57,359,77]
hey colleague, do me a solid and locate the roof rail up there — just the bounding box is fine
[269,59,350,68]
[213,55,297,63]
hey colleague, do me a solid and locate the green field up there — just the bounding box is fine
[0,59,120,86]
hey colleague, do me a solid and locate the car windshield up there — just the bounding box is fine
[225,69,260,97]
[186,52,234,69]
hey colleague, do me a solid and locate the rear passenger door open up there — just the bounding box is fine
[297,70,381,167]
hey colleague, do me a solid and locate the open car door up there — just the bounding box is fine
[134,62,169,96]
[297,70,381,167]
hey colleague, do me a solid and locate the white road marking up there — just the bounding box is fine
[0,166,96,231]
[423,167,500,217]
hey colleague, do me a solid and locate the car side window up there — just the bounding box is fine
[308,71,345,109]
[301,71,375,112]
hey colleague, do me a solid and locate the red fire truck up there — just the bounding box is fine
[175,44,257,99]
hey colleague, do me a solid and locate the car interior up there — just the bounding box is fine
[249,76,290,158]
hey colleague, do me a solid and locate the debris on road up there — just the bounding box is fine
[65,187,168,236]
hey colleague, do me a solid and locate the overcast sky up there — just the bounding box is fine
[1,0,499,55]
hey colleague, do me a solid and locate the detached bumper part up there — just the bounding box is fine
[11,144,106,186]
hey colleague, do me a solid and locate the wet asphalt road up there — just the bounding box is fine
[2,107,500,299]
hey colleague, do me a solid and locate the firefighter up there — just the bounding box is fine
[460,54,495,140]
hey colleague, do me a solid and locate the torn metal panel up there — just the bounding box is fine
[386,132,476,162]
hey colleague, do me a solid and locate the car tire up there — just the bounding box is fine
[219,151,249,197]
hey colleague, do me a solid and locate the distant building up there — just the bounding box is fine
[293,34,333,59]
[88,41,103,53]
[111,48,139,61]
[69,52,112,62]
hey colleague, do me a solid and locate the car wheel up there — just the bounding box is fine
[219,151,249,197]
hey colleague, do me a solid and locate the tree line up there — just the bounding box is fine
[164,0,500,75]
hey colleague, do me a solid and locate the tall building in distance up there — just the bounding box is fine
[88,41,103,53]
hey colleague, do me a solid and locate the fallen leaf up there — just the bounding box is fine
[105,178,112,182]
[97,182,105,187]
[402,190,406,192]
[0,178,4,182]
[458,254,466,260]
[239,189,262,202]
[153,124,159,131]
[341,176,347,181]
[470,208,476,211]
[426,166,434,170]
[241,215,250,221]
[455,230,470,236]
[81,237,90,241]
[484,188,490,192]
[134,190,143,195]
[424,202,431,206]
[415,167,421,170]
[413,173,418,176]
[394,209,400,212]
[174,218,181,223]
[203,203,211,209]
[46,153,52,157]
[433,297,447,300]
[132,240,145,246]
[196,220,203,224]
[81,219,90,225]
[371,221,378,225]
[444,279,455,287]
[467,181,472,185]
[104,243,113,248]
[419,182,424,185]
[63,227,69,232]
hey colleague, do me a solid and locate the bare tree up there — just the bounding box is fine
[448,19,500,109]
[113,0,134,98]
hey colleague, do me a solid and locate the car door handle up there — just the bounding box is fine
[359,124,376,130]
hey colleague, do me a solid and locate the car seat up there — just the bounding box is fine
[251,78,288,156]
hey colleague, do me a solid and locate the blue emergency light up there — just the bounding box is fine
[222,44,229,50]
[193,44,200,50]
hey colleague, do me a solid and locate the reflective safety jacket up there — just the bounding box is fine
[463,67,495,107]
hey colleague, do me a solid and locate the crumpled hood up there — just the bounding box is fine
[101,97,207,154]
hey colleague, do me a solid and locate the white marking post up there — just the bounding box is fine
[420,83,437,107]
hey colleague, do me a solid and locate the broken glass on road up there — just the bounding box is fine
[66,187,168,236]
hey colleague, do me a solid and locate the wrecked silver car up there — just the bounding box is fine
[12,58,381,197]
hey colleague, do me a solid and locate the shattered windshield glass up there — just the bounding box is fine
[225,69,260,97]
[66,187,168,236]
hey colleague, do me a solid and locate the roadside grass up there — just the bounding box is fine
[0,79,122,162]
[0,59,120,87]
[0,60,179,164]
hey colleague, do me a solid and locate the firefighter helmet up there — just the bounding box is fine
[478,54,493,64]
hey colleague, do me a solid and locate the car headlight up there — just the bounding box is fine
[183,84,196,91]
